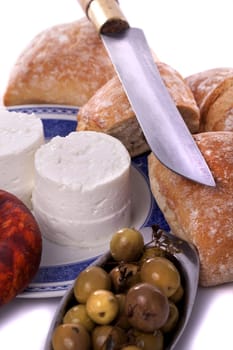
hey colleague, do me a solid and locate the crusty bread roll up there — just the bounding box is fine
[148,131,233,287]
[77,61,200,157]
[78,75,148,157]
[185,68,233,132]
[3,18,115,107]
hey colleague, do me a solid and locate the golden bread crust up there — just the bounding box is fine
[148,131,233,287]
[3,18,115,106]
[186,68,233,131]
[157,62,200,133]
[77,62,200,157]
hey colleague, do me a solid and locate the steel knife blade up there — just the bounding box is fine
[77,0,215,187]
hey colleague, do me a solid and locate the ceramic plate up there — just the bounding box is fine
[8,105,169,298]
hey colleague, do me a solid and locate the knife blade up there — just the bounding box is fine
[77,0,216,187]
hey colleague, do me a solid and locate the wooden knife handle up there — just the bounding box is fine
[78,0,129,34]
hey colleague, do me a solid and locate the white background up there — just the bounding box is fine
[1,0,233,97]
[0,1,233,349]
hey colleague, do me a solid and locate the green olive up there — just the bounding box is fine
[92,325,127,350]
[73,266,111,303]
[169,284,184,303]
[114,293,131,329]
[86,290,119,325]
[52,323,90,350]
[63,304,95,332]
[140,257,181,297]
[110,263,141,293]
[110,228,144,262]
[133,329,164,350]
[161,301,179,333]
[139,246,165,265]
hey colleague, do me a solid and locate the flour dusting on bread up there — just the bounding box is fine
[3,18,115,106]
[186,68,233,132]
[148,131,233,287]
[77,62,200,157]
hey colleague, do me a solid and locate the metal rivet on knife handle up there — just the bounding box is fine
[78,0,129,34]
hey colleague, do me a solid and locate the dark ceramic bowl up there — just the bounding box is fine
[44,226,200,350]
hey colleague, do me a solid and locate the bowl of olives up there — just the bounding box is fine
[45,225,200,350]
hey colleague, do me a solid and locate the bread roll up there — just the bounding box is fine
[78,75,148,157]
[77,61,200,157]
[3,18,115,107]
[185,68,233,132]
[148,131,233,287]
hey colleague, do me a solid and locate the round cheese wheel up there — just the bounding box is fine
[32,131,132,247]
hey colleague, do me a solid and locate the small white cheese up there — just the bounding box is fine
[32,131,132,247]
[0,109,45,208]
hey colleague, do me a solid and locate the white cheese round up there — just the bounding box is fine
[0,109,45,208]
[32,131,132,247]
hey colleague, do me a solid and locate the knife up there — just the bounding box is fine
[77,0,216,187]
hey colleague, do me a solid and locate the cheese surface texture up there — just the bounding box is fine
[0,109,44,208]
[32,131,131,247]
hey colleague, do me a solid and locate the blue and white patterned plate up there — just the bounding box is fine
[8,105,168,298]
